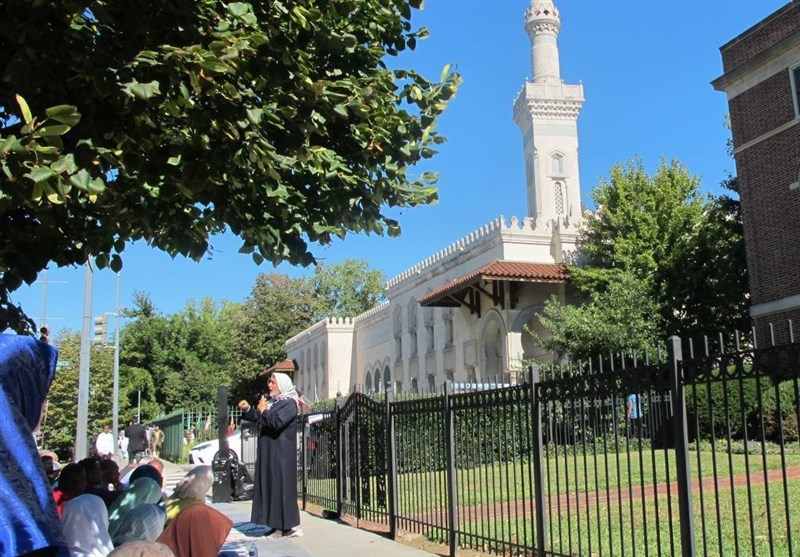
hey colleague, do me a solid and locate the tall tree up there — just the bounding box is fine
[229,273,317,400]
[119,293,238,417]
[538,157,749,359]
[534,270,663,361]
[312,259,386,320]
[0,0,461,333]
[42,330,122,459]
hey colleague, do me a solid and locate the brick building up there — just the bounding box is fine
[712,1,800,342]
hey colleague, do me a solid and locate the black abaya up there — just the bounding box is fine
[241,399,300,529]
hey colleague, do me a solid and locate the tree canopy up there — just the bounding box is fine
[536,157,749,360]
[311,258,386,320]
[0,0,461,333]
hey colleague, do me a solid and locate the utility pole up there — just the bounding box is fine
[75,263,93,461]
[112,272,121,444]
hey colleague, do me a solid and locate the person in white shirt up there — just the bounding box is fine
[95,424,115,460]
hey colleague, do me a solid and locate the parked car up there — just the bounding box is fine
[188,430,242,465]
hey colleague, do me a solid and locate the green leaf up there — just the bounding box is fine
[110,254,123,273]
[0,135,24,154]
[246,108,263,125]
[69,169,91,191]
[440,64,451,82]
[227,2,249,17]
[36,124,71,137]
[167,155,182,166]
[45,105,81,127]
[198,60,229,73]
[95,253,109,269]
[87,177,105,194]
[51,154,78,175]
[25,166,56,184]
[123,80,161,100]
[15,94,33,124]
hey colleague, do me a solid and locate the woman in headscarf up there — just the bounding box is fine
[164,465,213,523]
[127,464,163,490]
[157,504,232,557]
[0,334,68,556]
[52,462,87,516]
[61,493,115,557]
[237,372,302,539]
[107,477,164,541]
[111,504,166,547]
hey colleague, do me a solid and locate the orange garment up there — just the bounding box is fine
[157,504,232,557]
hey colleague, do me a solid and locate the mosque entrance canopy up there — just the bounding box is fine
[418,260,569,316]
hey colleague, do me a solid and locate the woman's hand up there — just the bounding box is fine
[237,399,250,412]
[256,396,268,412]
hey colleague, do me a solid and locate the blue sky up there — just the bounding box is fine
[9,0,787,337]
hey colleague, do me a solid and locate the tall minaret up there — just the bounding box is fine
[513,0,584,253]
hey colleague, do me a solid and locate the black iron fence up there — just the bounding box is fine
[240,329,800,557]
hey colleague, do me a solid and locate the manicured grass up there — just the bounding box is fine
[391,447,800,513]
[303,445,800,554]
[457,478,800,556]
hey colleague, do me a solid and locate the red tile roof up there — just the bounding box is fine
[418,261,569,306]
[261,359,298,375]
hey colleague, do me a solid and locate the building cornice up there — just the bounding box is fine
[712,30,800,97]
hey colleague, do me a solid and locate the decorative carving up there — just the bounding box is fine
[525,21,560,36]
[526,99,583,120]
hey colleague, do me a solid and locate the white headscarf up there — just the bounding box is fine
[271,372,299,405]
[62,494,115,557]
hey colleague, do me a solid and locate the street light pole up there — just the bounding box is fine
[112,272,121,445]
[75,263,93,461]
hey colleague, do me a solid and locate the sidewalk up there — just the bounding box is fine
[160,460,437,557]
[213,501,437,557]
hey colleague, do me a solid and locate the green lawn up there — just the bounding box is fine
[303,446,800,555]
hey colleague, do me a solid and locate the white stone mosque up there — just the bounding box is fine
[286,0,584,398]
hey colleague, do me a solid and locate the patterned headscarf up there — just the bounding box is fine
[0,334,68,556]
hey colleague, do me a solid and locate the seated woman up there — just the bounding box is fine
[157,504,232,557]
[107,477,164,542]
[164,466,213,523]
[112,504,167,547]
[52,462,87,517]
[61,493,115,556]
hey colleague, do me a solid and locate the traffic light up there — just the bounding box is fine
[93,315,108,346]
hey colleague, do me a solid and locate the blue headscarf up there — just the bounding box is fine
[0,334,68,556]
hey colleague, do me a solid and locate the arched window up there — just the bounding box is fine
[443,308,454,346]
[383,365,391,392]
[551,152,565,176]
[424,308,435,352]
[393,306,403,361]
[364,369,373,393]
[407,299,418,358]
